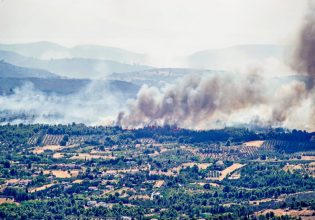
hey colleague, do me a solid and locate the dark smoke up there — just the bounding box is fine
[292,0,315,89]
[290,0,315,125]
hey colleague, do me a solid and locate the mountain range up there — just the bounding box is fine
[0,61,139,97]
[0,50,152,79]
[185,44,286,69]
[0,41,147,64]
[0,42,289,96]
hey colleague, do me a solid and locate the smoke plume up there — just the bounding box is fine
[117,73,267,128]
[290,0,315,125]
[292,0,315,89]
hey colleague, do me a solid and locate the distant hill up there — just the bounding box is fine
[186,44,286,69]
[0,50,152,79]
[0,61,140,96]
[0,77,139,97]
[69,45,147,64]
[109,68,223,86]
[0,41,68,59]
[0,60,59,79]
[0,41,148,64]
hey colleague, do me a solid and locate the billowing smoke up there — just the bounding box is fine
[290,0,315,124]
[117,72,268,129]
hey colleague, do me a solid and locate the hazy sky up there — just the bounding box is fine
[0,0,308,59]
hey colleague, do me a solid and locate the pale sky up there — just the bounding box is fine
[0,0,308,59]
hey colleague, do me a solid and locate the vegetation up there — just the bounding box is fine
[0,124,314,219]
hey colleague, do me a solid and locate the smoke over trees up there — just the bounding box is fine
[117,73,266,128]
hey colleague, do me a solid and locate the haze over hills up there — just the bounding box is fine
[0,50,152,79]
[0,41,148,64]
[108,68,225,86]
[185,44,286,69]
[0,42,288,71]
[0,61,139,96]
[0,60,59,79]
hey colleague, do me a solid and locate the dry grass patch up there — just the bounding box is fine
[29,183,54,193]
[244,140,264,147]
[52,153,64,159]
[209,163,246,181]
[6,179,19,185]
[256,208,315,218]
[283,164,303,172]
[180,162,212,170]
[228,172,241,180]
[210,183,220,187]
[0,198,18,205]
[33,145,62,154]
[154,180,164,188]
[72,179,84,184]
[301,156,315,160]
[43,170,80,178]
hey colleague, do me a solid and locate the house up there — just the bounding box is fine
[88,186,98,191]
[86,200,97,207]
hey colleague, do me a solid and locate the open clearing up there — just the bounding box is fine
[6,179,19,185]
[29,183,55,193]
[301,156,315,160]
[228,172,241,179]
[43,170,80,178]
[154,180,164,188]
[244,141,264,147]
[283,164,303,172]
[72,179,83,184]
[181,162,212,169]
[52,153,64,158]
[0,198,17,205]
[33,145,62,154]
[255,208,315,218]
[210,163,246,181]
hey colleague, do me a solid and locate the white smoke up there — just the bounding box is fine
[0,81,123,125]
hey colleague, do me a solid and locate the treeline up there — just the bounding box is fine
[133,126,314,144]
[0,198,143,220]
[0,123,314,148]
